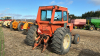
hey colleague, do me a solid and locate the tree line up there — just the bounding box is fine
[69,10,100,19]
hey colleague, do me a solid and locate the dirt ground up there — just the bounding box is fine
[2,27,100,56]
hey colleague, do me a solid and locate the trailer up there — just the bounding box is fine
[71,17,100,31]
[71,19,86,29]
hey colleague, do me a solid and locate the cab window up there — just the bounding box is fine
[41,10,52,21]
[63,11,67,21]
[54,10,62,21]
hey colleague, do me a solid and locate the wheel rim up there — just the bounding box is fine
[21,25,23,30]
[77,37,79,42]
[75,26,77,29]
[97,28,99,30]
[63,34,70,49]
[90,27,93,30]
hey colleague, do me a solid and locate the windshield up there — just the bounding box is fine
[54,10,62,21]
[41,10,52,21]
[5,17,11,20]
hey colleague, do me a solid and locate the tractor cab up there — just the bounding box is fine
[4,16,12,21]
[36,5,73,36]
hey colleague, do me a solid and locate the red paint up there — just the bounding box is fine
[21,25,23,30]
[4,19,12,21]
[28,27,30,29]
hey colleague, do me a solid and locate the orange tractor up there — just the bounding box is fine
[24,5,80,55]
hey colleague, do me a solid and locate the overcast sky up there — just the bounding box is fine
[0,0,100,19]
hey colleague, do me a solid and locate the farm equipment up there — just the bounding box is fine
[85,17,100,31]
[10,20,27,31]
[24,5,80,55]
[23,22,37,35]
[71,19,86,29]
[71,17,100,31]
[0,16,12,27]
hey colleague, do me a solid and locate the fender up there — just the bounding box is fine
[23,22,29,29]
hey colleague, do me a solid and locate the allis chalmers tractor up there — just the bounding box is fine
[10,20,27,31]
[24,5,80,55]
[23,21,38,35]
[23,22,35,35]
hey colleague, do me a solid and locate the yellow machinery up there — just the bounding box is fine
[23,22,36,35]
[10,20,27,31]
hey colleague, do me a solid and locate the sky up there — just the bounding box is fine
[0,0,100,19]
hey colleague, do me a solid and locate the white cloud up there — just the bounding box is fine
[67,1,73,5]
[0,13,4,15]
[57,2,64,4]
[6,8,10,9]
[50,1,55,5]
[50,1,64,5]
[89,0,100,5]
[24,15,36,17]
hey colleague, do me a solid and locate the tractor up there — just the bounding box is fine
[24,5,80,55]
[85,17,100,31]
[10,20,27,31]
[2,16,12,28]
[23,22,35,35]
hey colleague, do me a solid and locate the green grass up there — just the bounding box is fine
[0,27,4,56]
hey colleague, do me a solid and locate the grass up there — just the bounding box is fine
[0,27,4,56]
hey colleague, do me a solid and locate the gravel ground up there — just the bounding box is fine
[2,27,100,56]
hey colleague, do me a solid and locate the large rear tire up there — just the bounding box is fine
[18,22,24,31]
[24,25,38,46]
[51,27,72,55]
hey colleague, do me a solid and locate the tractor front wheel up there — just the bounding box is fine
[73,34,80,44]
[24,25,38,46]
[51,27,71,55]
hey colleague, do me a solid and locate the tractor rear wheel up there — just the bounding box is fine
[10,22,14,31]
[51,27,71,55]
[24,25,38,46]
[18,22,24,31]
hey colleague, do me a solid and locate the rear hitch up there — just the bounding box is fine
[32,34,50,53]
